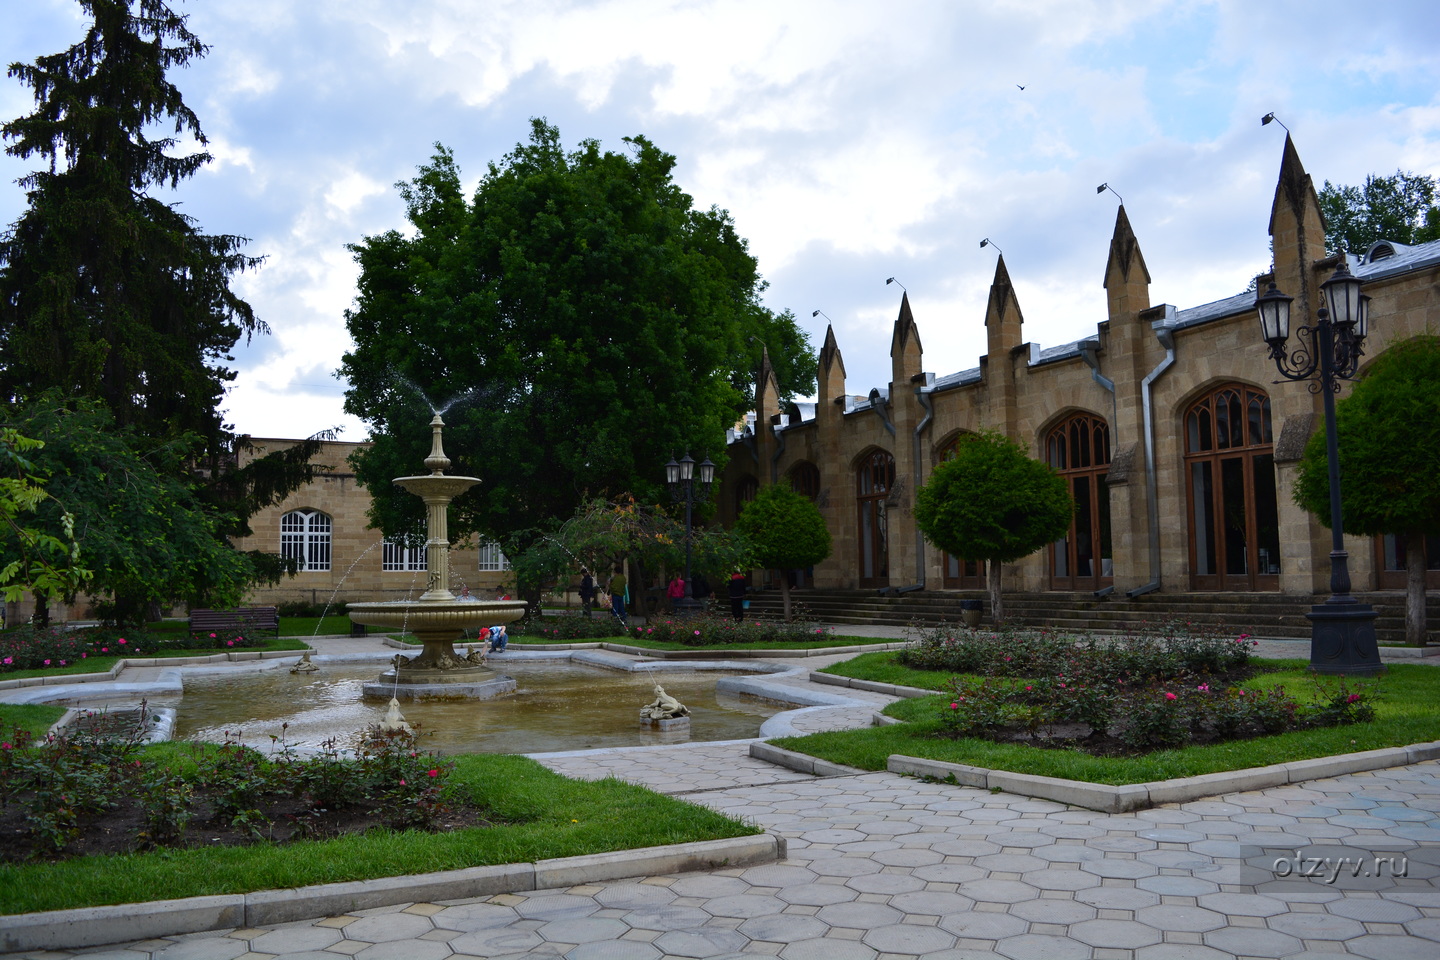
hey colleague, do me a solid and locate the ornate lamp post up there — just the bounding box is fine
[665,453,716,613]
[1255,261,1382,675]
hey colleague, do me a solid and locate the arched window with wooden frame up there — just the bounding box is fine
[1184,383,1280,591]
[788,461,821,500]
[934,435,983,589]
[856,449,895,588]
[1045,413,1113,590]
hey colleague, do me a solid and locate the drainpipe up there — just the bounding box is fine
[769,414,788,484]
[868,388,896,436]
[1128,306,1177,599]
[1077,340,1117,599]
[902,373,936,595]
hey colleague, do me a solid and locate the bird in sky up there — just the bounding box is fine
[1016,84,1026,90]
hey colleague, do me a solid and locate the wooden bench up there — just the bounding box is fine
[188,606,280,638]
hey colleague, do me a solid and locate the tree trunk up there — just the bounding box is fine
[988,559,1004,623]
[1405,531,1428,646]
[780,576,792,622]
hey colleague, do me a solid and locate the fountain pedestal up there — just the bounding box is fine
[348,414,527,701]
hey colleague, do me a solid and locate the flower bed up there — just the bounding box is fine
[0,625,264,673]
[904,624,1378,756]
[0,711,472,863]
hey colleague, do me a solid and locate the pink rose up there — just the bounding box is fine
[1164,692,1177,700]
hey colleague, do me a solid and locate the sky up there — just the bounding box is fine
[2,0,1438,442]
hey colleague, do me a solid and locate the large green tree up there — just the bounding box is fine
[1294,336,1440,646]
[341,123,814,561]
[0,3,331,619]
[734,482,831,621]
[914,431,1074,622]
[1319,171,1440,256]
[0,0,264,458]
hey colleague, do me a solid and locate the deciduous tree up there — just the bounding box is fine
[1319,171,1440,256]
[913,431,1073,622]
[340,124,814,555]
[734,483,831,621]
[1294,336,1440,646]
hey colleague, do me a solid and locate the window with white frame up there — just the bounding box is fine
[281,510,332,572]
[382,538,427,572]
[478,540,511,572]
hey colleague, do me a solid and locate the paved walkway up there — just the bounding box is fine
[5,632,1439,959]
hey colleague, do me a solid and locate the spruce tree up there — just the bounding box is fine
[0,0,264,457]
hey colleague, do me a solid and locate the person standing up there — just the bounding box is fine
[608,567,629,626]
[578,567,595,616]
[666,574,686,610]
[727,572,747,622]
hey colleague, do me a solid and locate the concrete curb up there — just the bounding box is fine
[884,740,1440,813]
[808,671,936,699]
[0,834,784,953]
[748,741,868,778]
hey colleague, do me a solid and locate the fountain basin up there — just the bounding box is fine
[347,598,529,699]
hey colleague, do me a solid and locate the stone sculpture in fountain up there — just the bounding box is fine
[348,414,528,700]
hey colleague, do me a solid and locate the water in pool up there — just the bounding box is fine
[155,663,782,755]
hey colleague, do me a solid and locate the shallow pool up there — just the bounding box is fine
[151,662,782,755]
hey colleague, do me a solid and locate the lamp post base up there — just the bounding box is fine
[1306,603,1383,676]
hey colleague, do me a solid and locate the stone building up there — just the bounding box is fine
[717,138,1439,612]
[230,437,514,609]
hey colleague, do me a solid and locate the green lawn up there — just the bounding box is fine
[0,638,310,682]
[0,751,758,915]
[775,656,1440,785]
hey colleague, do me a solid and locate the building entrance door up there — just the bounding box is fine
[1186,385,1280,591]
[857,450,894,588]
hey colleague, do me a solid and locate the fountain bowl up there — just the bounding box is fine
[348,598,529,700]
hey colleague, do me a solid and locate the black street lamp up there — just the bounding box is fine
[1255,261,1382,675]
[665,453,715,613]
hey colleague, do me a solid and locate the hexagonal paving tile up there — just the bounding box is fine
[667,875,752,899]
[1008,898,1097,925]
[778,937,878,960]
[1195,892,1288,918]
[1134,904,1227,933]
[776,883,859,906]
[862,923,957,954]
[620,905,713,932]
[937,911,1028,941]
[955,878,1042,904]
[593,882,677,909]
[736,914,830,943]
[1019,868,1102,891]
[703,894,787,918]
[354,940,451,960]
[654,928,750,958]
[1265,910,1368,940]
[1202,927,1303,958]
[248,926,344,955]
[512,894,602,921]
[447,927,545,957]
[342,913,436,943]
[536,917,631,944]
[739,864,821,887]
[888,890,977,917]
[433,901,522,932]
[994,933,1093,960]
[845,871,928,895]
[151,939,249,960]
[566,940,662,960]
[1080,858,1160,880]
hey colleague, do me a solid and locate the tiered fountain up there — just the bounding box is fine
[349,414,527,700]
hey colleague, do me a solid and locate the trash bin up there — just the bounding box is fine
[960,599,983,628]
[349,619,367,637]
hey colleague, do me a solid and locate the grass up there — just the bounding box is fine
[0,703,66,739]
[0,751,760,915]
[773,657,1440,785]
